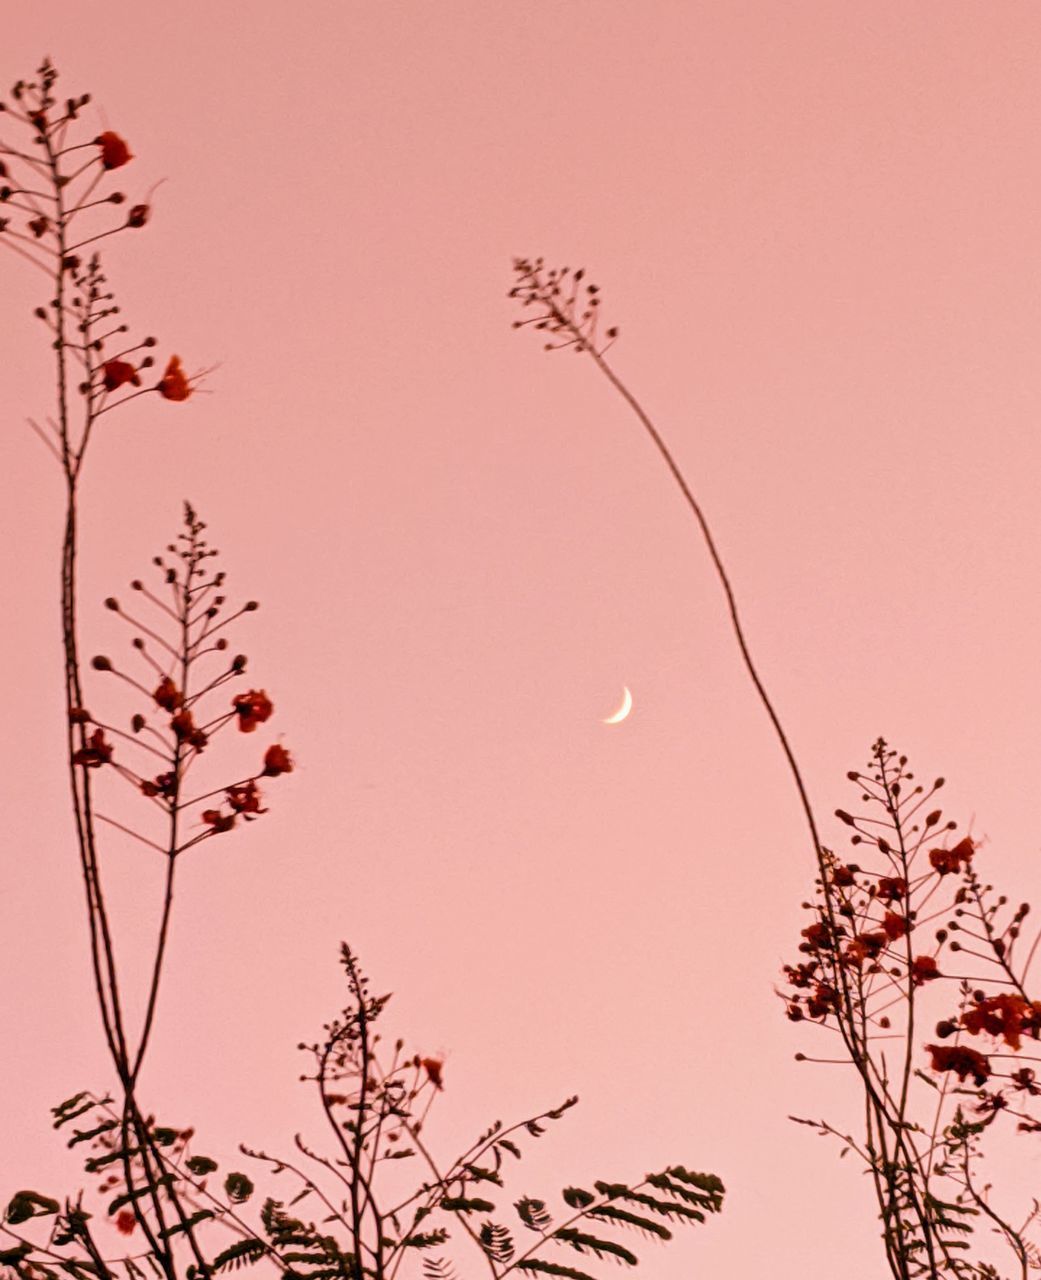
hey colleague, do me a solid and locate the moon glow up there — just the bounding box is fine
[602,686,633,725]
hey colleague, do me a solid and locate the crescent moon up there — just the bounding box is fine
[602,686,633,725]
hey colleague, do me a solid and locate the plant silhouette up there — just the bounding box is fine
[0,62,723,1280]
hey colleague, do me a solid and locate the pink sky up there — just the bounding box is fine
[4,4,1041,1276]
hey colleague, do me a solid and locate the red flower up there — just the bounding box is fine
[962,993,1041,1051]
[806,982,839,1020]
[783,961,819,990]
[73,728,113,768]
[171,709,194,740]
[141,771,176,799]
[101,359,141,392]
[226,779,266,818]
[421,1058,444,1090]
[97,131,132,170]
[114,1208,137,1236]
[910,955,940,986]
[153,676,183,712]
[233,689,273,733]
[845,931,886,967]
[926,1043,991,1087]
[876,876,908,902]
[28,214,49,239]
[262,743,293,777]
[202,808,236,833]
[1012,1067,1040,1095]
[800,920,833,953]
[171,709,208,751]
[882,911,908,942]
[929,836,975,876]
[158,355,191,402]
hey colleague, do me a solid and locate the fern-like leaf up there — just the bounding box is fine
[441,1197,495,1215]
[422,1258,458,1280]
[553,1228,638,1266]
[588,1204,670,1240]
[5,1191,60,1224]
[51,1097,98,1129]
[515,1198,553,1233]
[212,1240,268,1272]
[67,1120,118,1147]
[595,1185,703,1223]
[645,1169,724,1216]
[479,1221,515,1264]
[85,1146,141,1174]
[401,1230,450,1250]
[515,1260,598,1280]
[158,1210,214,1239]
[561,1189,594,1210]
[108,1175,175,1215]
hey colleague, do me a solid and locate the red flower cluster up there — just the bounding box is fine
[101,359,140,392]
[882,911,908,941]
[141,771,176,799]
[421,1057,445,1090]
[929,836,975,876]
[158,355,191,402]
[790,982,839,1022]
[875,876,907,902]
[114,1208,137,1236]
[153,676,183,712]
[1012,1067,1040,1095]
[845,931,886,967]
[226,779,266,818]
[233,689,273,733]
[262,743,293,776]
[926,1043,991,1087]
[800,920,834,953]
[73,729,113,768]
[199,748,292,839]
[171,709,208,751]
[97,131,132,170]
[910,955,940,986]
[962,993,1041,1052]
[202,808,236,834]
